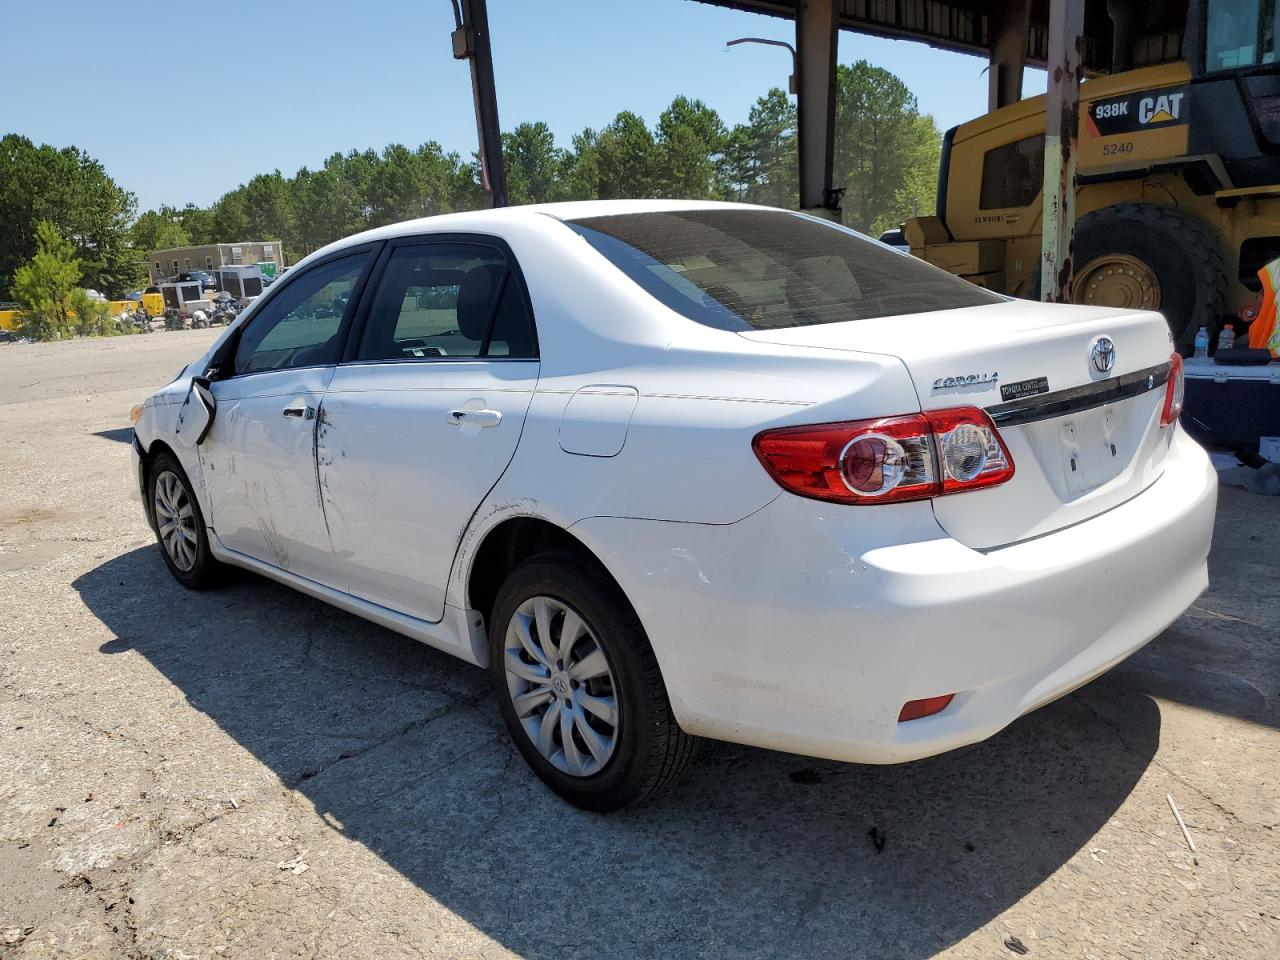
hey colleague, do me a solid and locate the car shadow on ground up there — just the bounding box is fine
[92,427,135,444]
[76,546,1164,959]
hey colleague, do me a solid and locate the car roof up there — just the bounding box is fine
[315,199,779,260]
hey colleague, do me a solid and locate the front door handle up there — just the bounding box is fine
[282,403,315,420]
[447,408,502,427]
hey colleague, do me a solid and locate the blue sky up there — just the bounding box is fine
[1,0,1044,214]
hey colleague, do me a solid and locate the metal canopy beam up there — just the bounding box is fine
[695,1,1191,79]
[988,0,1031,111]
[452,0,508,208]
[1039,0,1086,303]
[795,0,840,214]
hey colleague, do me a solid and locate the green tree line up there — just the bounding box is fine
[4,61,940,331]
[0,134,137,299]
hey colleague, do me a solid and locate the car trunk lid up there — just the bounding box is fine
[739,299,1176,549]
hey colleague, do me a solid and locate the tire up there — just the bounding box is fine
[488,551,696,811]
[1048,203,1229,351]
[147,451,223,590]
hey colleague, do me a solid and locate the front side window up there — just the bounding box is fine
[233,252,369,375]
[1206,0,1278,70]
[567,210,999,332]
[979,135,1045,210]
[357,244,537,361]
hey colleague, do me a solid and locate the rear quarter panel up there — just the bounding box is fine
[445,214,926,611]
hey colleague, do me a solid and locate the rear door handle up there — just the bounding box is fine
[447,408,502,427]
[282,403,315,420]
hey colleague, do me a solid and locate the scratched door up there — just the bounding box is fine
[198,249,375,588]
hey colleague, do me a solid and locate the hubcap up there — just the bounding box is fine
[1072,253,1162,310]
[503,595,619,777]
[153,470,198,572]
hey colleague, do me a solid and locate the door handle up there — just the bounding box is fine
[282,403,315,420]
[447,408,502,427]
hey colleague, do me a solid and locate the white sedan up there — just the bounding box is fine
[132,200,1217,810]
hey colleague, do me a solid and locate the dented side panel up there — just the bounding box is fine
[317,360,539,623]
[200,365,340,586]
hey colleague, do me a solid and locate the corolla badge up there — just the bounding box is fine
[932,371,998,391]
[1091,336,1116,374]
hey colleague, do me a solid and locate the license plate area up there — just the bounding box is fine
[1055,404,1126,496]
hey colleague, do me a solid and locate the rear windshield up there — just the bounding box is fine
[566,209,1001,331]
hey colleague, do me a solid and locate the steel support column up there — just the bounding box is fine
[1039,0,1085,302]
[1107,0,1136,72]
[988,0,1030,111]
[452,0,508,208]
[795,0,840,215]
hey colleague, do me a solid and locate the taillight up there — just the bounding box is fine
[1161,352,1184,426]
[752,406,1014,505]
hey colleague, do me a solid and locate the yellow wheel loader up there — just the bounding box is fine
[906,0,1280,349]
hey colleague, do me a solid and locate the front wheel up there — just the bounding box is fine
[489,552,696,811]
[147,451,223,589]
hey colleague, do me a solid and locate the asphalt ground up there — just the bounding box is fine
[1,330,1277,959]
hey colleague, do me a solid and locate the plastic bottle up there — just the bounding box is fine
[1194,326,1210,359]
[1217,323,1235,353]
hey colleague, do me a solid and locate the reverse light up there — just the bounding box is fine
[898,694,956,722]
[928,407,1015,493]
[752,407,1014,505]
[1160,352,1184,426]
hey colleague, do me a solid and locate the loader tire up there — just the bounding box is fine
[1064,203,1229,352]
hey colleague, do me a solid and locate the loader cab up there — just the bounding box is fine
[1186,0,1280,185]
[1196,0,1277,74]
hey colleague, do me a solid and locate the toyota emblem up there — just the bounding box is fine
[1090,337,1116,374]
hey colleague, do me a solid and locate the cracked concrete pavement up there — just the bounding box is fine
[1,330,1278,959]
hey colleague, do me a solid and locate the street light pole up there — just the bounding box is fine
[726,37,798,94]
[451,0,508,208]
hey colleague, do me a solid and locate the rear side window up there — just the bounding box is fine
[979,135,1045,209]
[566,210,1000,332]
[357,244,537,361]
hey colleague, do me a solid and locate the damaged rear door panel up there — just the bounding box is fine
[317,361,538,622]
[315,237,541,623]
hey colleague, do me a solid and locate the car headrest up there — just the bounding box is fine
[456,264,506,341]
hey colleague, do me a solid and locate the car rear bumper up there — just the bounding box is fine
[571,426,1217,764]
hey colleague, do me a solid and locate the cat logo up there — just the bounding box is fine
[1139,91,1184,125]
[1087,85,1189,137]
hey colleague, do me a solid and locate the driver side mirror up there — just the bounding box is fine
[175,376,216,447]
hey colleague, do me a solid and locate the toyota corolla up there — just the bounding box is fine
[131,200,1217,810]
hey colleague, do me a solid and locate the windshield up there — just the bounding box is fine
[1205,0,1278,70]
[566,209,1001,332]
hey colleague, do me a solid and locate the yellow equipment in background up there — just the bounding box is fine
[907,0,1280,349]
[0,293,165,333]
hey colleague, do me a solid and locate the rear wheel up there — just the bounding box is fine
[1065,203,1228,350]
[489,552,696,811]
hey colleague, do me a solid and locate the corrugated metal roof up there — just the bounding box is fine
[690,0,1188,73]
